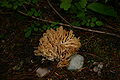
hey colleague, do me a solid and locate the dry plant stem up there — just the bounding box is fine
[111,65,120,69]
[80,52,103,60]
[77,67,88,72]
[47,0,71,25]
[18,11,120,38]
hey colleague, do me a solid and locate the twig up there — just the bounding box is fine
[80,52,103,60]
[77,67,88,72]
[47,0,71,25]
[111,65,120,69]
[17,11,120,38]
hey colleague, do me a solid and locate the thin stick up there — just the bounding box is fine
[47,0,71,25]
[18,11,120,38]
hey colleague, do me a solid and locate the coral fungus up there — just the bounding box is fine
[34,26,81,67]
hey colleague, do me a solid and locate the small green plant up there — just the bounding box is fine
[0,0,39,9]
[24,21,59,38]
[71,17,104,27]
[27,8,41,17]
[0,0,42,18]
[60,0,72,10]
[60,0,117,27]
[24,22,40,38]
[87,2,117,17]
[0,0,118,38]
[82,17,104,27]
[40,22,59,31]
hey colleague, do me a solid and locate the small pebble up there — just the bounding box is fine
[67,54,84,70]
[92,62,104,76]
[36,67,50,77]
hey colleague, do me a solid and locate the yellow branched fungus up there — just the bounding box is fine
[34,26,81,68]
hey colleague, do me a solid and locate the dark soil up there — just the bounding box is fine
[0,1,120,80]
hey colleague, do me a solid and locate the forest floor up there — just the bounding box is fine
[0,1,120,80]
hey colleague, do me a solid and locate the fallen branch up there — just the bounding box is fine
[18,11,120,38]
[47,0,71,25]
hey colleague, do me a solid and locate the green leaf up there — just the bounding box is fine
[34,10,41,17]
[42,25,49,30]
[13,5,18,9]
[70,5,78,14]
[96,21,104,26]
[87,2,117,17]
[34,27,38,31]
[25,30,31,38]
[18,1,23,6]
[32,0,38,3]
[34,11,39,16]
[50,22,59,27]
[87,19,91,23]
[81,20,87,25]
[31,8,36,12]
[86,23,89,26]
[7,4,12,8]
[77,12,86,19]
[36,23,40,26]
[60,0,72,10]
[2,1,12,8]
[27,11,34,16]
[75,2,82,10]
[27,8,36,16]
[37,11,41,16]
[71,21,81,26]
[13,2,19,9]
[90,23,95,27]
[91,17,97,22]
[79,0,87,8]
